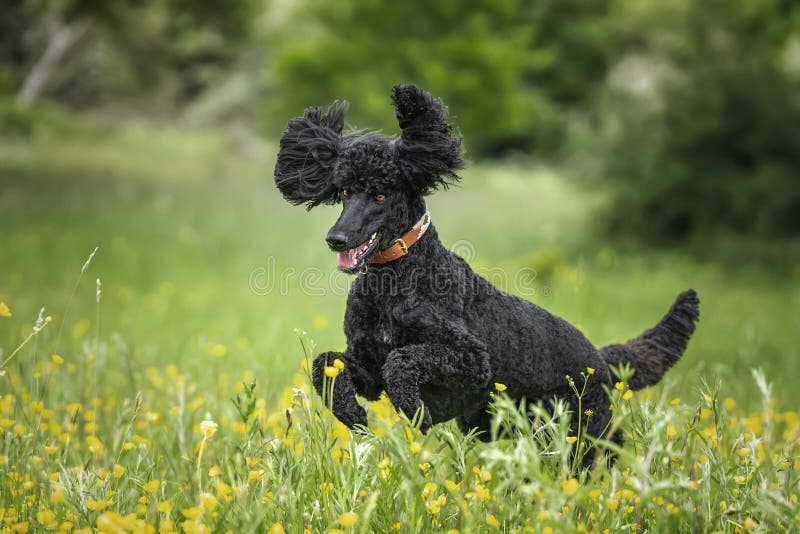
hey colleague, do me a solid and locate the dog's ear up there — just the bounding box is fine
[274,101,348,209]
[392,85,465,195]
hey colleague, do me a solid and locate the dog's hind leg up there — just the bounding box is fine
[382,343,491,433]
[457,407,493,442]
[565,367,623,467]
[312,351,368,428]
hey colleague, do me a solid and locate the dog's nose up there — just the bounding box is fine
[326,231,348,251]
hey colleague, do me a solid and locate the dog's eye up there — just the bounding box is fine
[341,189,349,198]
[375,194,385,202]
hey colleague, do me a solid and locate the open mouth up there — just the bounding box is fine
[337,232,379,272]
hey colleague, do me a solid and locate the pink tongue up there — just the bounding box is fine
[338,250,356,268]
[337,241,369,268]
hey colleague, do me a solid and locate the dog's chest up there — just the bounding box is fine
[348,274,420,354]
[374,308,399,348]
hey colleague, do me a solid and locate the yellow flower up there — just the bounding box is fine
[537,511,549,520]
[561,478,580,495]
[51,354,64,365]
[622,389,633,401]
[723,397,736,410]
[209,343,227,357]
[247,469,266,483]
[586,367,595,375]
[324,366,340,378]
[36,509,56,528]
[52,486,65,503]
[666,424,678,439]
[199,492,218,510]
[445,480,461,492]
[422,482,438,499]
[566,436,578,444]
[0,301,11,317]
[333,358,345,370]
[112,464,125,479]
[214,480,233,496]
[494,383,507,392]
[427,494,446,514]
[474,467,492,481]
[268,525,286,534]
[670,397,681,406]
[614,382,625,392]
[313,315,328,330]
[338,511,358,527]
[743,518,757,531]
[409,441,422,454]
[233,422,247,434]
[486,513,500,528]
[181,506,204,519]
[208,465,221,477]
[86,498,112,511]
[144,479,161,492]
[199,419,218,439]
[157,501,173,513]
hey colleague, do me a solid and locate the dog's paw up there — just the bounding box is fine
[311,351,343,395]
[336,401,368,429]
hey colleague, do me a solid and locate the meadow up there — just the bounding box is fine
[1,113,798,532]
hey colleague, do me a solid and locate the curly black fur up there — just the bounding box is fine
[274,85,701,462]
[392,84,465,194]
[275,101,348,209]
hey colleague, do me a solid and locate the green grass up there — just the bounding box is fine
[0,110,798,532]
[1,116,798,405]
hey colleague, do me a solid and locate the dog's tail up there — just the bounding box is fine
[599,289,700,390]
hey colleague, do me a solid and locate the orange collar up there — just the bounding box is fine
[369,211,431,264]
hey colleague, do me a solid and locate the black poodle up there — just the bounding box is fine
[274,84,700,452]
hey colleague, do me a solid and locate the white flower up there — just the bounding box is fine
[199,419,218,439]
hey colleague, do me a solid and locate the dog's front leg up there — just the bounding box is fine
[311,351,368,428]
[381,342,490,433]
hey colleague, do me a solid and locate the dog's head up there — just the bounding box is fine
[275,85,465,273]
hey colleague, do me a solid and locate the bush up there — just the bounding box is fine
[266,0,616,158]
[595,0,800,241]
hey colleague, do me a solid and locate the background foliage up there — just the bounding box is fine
[2,1,800,531]
[3,0,799,239]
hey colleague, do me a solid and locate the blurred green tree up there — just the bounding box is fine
[4,0,260,109]
[267,0,617,157]
[596,0,800,240]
